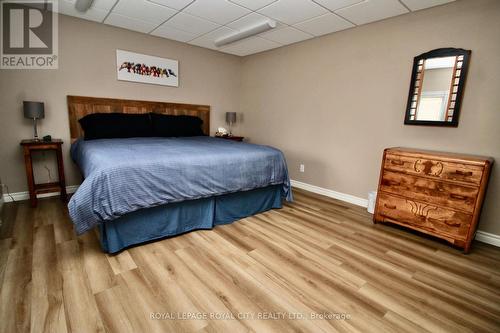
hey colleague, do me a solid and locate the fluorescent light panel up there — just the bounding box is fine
[214,20,276,47]
[75,0,94,12]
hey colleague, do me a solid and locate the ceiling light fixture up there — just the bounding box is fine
[75,0,94,12]
[214,20,277,47]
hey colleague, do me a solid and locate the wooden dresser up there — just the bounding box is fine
[374,148,493,253]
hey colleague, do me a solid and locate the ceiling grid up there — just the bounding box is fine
[56,0,456,56]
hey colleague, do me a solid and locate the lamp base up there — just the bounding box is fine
[32,118,40,141]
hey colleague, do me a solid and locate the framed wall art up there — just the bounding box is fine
[116,49,179,87]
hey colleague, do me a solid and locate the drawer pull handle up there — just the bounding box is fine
[384,203,397,209]
[390,160,404,166]
[452,170,473,177]
[450,194,467,201]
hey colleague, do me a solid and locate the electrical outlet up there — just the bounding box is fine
[299,164,305,173]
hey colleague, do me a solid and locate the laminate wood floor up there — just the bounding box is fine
[1,188,499,333]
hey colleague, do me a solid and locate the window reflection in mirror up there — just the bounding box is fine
[417,56,455,121]
[405,48,470,127]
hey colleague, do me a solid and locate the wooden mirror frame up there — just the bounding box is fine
[404,48,471,127]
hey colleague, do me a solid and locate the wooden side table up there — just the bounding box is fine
[215,135,244,142]
[20,139,67,207]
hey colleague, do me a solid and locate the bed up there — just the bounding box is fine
[67,96,292,253]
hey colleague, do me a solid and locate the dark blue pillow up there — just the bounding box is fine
[79,113,152,140]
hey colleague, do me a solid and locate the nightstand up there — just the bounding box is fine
[20,139,67,207]
[215,135,244,142]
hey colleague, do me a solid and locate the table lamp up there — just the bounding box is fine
[24,101,45,141]
[225,112,237,136]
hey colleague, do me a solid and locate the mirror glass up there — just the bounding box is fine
[417,56,456,121]
[405,48,470,127]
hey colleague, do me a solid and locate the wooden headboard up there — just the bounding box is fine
[67,95,210,142]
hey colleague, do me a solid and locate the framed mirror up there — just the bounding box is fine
[404,48,471,127]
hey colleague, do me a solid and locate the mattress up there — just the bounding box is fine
[68,136,291,234]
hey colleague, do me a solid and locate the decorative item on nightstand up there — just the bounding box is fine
[23,101,45,141]
[215,127,229,137]
[225,112,237,135]
[215,126,244,142]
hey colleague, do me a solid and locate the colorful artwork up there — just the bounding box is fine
[116,49,178,87]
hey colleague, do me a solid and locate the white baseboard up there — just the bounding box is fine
[2,185,79,202]
[291,179,369,208]
[3,180,498,248]
[475,231,500,247]
[290,179,499,248]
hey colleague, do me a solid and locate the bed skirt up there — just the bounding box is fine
[99,185,283,253]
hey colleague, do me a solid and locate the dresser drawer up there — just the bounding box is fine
[377,193,472,239]
[384,153,483,185]
[380,171,479,213]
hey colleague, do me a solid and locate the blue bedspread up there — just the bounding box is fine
[68,136,291,234]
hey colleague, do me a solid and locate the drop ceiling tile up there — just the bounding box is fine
[294,12,353,36]
[57,0,110,22]
[399,0,455,11]
[112,0,177,25]
[226,12,284,31]
[228,0,278,11]
[188,26,237,50]
[147,0,195,10]
[221,36,281,56]
[105,13,158,33]
[92,0,118,10]
[162,12,220,35]
[335,0,408,25]
[151,25,198,42]
[184,0,251,25]
[258,0,328,25]
[312,0,363,11]
[260,26,313,44]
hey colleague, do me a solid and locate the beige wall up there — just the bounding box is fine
[240,0,500,234]
[0,15,241,193]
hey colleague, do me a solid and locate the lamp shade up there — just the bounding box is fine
[226,112,236,124]
[23,101,45,119]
